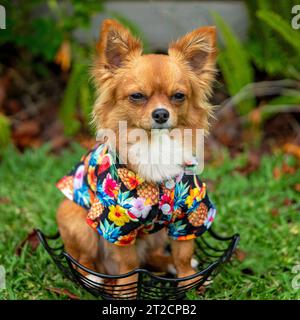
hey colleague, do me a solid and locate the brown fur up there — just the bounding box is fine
[57,19,217,295]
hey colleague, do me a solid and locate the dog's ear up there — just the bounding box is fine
[168,26,217,74]
[97,19,143,69]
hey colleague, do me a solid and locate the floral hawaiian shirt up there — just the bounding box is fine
[56,143,216,246]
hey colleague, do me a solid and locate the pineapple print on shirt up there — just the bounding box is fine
[56,143,217,245]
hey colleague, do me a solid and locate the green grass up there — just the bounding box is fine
[0,145,299,300]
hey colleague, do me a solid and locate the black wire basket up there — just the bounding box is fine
[36,228,239,300]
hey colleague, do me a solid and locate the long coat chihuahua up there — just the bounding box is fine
[56,19,217,295]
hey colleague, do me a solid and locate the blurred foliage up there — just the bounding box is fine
[260,89,300,122]
[0,0,145,138]
[213,13,255,116]
[0,0,104,62]
[0,0,105,137]
[214,0,300,119]
[0,0,299,145]
[0,113,10,154]
[245,0,300,79]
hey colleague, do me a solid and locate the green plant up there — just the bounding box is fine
[0,0,104,63]
[257,10,300,53]
[213,13,256,116]
[0,1,146,137]
[245,0,300,79]
[0,0,105,136]
[0,113,10,154]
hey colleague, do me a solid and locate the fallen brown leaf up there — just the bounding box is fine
[12,120,42,149]
[283,198,293,206]
[273,167,281,180]
[55,40,72,72]
[50,135,69,153]
[47,287,80,300]
[282,163,296,174]
[0,197,11,205]
[249,108,261,126]
[295,184,300,192]
[271,208,280,217]
[197,285,207,295]
[0,71,11,108]
[13,120,40,138]
[15,229,40,256]
[283,143,300,159]
[234,249,247,262]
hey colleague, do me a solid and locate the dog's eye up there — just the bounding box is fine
[171,92,185,102]
[129,93,146,102]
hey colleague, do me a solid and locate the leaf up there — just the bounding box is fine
[234,249,247,262]
[12,120,41,149]
[283,198,293,206]
[55,40,72,72]
[213,12,255,115]
[273,167,281,180]
[271,208,280,217]
[283,143,300,159]
[59,62,86,136]
[47,287,80,300]
[282,162,296,175]
[0,113,11,153]
[15,229,40,256]
[0,197,11,205]
[248,108,262,126]
[257,10,300,53]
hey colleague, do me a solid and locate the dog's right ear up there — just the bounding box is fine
[97,19,143,69]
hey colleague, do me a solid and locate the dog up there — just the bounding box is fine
[56,19,217,296]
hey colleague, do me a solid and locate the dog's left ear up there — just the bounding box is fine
[168,26,217,74]
[96,19,143,69]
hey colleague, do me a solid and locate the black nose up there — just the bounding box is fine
[152,108,170,124]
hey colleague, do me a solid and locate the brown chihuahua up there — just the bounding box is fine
[56,19,217,296]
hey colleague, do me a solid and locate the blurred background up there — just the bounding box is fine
[0,0,300,154]
[0,0,299,300]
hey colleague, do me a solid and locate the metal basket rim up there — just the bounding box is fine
[36,228,240,282]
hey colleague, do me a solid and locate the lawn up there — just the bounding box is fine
[0,144,299,300]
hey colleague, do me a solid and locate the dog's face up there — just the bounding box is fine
[93,19,217,136]
[112,54,191,130]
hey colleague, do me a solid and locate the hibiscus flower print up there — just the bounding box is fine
[108,205,130,227]
[102,173,119,198]
[73,164,85,190]
[159,194,173,214]
[98,154,112,175]
[129,197,152,219]
[204,206,217,229]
